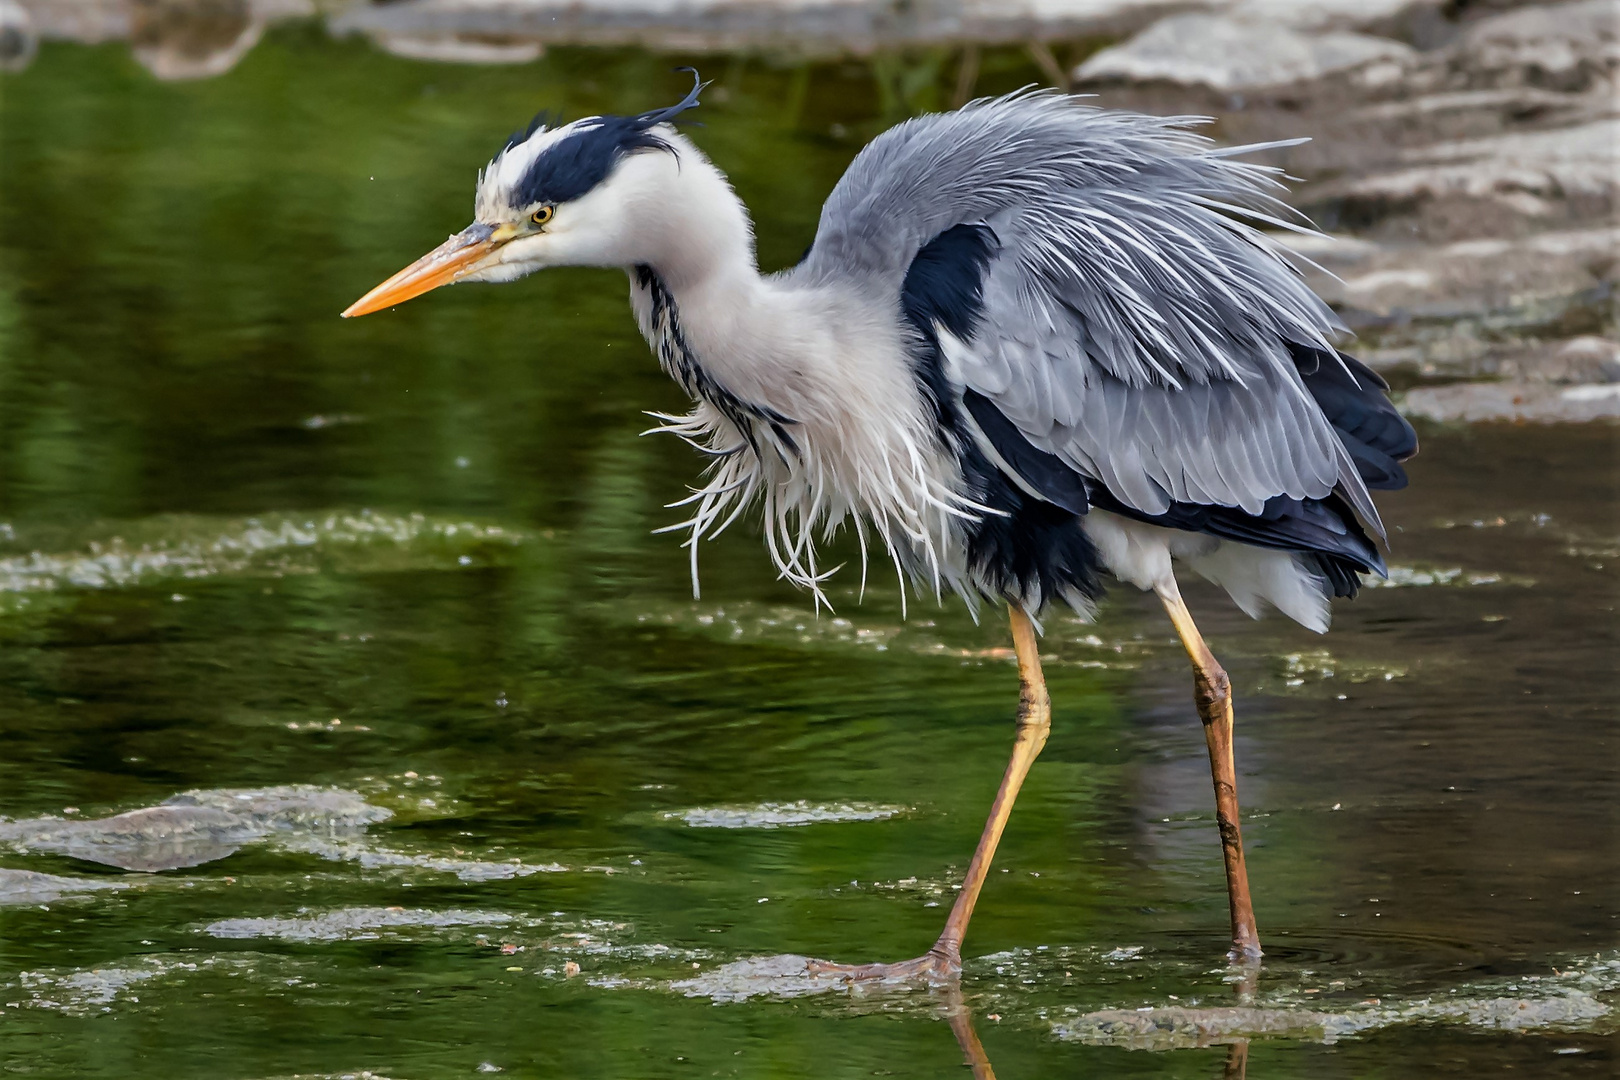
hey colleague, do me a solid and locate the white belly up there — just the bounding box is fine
[1083,509,1332,633]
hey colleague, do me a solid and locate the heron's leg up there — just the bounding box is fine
[1154,577,1262,961]
[807,604,1050,982]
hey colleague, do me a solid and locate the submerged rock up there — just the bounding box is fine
[0,509,527,597]
[15,963,168,1013]
[0,867,130,905]
[0,805,261,872]
[10,954,260,1015]
[0,785,391,872]
[0,784,571,881]
[1054,989,1613,1047]
[164,785,393,830]
[665,801,906,829]
[1057,1003,1364,1047]
[280,833,566,881]
[670,954,854,1003]
[205,906,522,942]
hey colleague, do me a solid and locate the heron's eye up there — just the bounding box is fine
[530,206,554,227]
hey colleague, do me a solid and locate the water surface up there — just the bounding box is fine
[0,29,1615,1079]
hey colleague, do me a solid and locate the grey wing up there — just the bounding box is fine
[799,92,1383,534]
[960,200,1380,532]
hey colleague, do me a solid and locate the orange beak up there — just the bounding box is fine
[341,223,503,318]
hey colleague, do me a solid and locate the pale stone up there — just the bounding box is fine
[1074,14,1415,91]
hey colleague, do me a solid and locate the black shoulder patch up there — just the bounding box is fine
[900,223,999,343]
[900,222,999,434]
[898,221,1106,610]
[504,71,708,210]
[962,390,1089,515]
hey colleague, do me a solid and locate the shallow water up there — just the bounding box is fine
[1,28,1616,1080]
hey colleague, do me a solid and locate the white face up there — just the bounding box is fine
[341,117,725,320]
[459,125,685,283]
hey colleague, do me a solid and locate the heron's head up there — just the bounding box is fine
[343,73,712,318]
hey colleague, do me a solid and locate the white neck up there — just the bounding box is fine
[632,137,761,295]
[625,140,971,609]
[626,142,823,417]
[624,134,910,437]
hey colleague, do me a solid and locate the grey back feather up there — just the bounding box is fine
[793,92,1383,536]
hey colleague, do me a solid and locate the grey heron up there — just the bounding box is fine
[343,73,1417,977]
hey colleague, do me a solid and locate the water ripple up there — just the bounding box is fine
[663,801,908,829]
[0,510,527,595]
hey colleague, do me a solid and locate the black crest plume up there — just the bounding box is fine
[502,70,710,210]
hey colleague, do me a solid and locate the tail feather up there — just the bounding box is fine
[1291,343,1418,491]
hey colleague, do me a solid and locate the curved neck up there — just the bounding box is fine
[629,144,818,417]
[637,142,761,297]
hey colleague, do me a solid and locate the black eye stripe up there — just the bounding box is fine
[507,121,675,210]
[497,74,707,211]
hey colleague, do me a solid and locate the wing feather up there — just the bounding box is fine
[797,93,1402,540]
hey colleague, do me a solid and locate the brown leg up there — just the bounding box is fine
[808,604,1051,983]
[1155,578,1262,961]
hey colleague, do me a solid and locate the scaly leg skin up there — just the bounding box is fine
[807,604,1051,984]
[1156,577,1263,962]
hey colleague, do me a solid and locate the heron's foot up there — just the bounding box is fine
[1227,940,1263,964]
[805,942,961,985]
[1224,952,1263,1002]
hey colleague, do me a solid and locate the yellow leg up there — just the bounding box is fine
[808,604,1051,982]
[1156,578,1262,961]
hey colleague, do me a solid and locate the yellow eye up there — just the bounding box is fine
[531,206,554,227]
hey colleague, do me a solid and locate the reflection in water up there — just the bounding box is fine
[1224,1040,1249,1080]
[130,0,261,80]
[0,0,35,72]
[943,984,997,1080]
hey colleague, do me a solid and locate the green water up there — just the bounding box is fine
[0,28,1615,1079]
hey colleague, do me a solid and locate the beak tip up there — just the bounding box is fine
[342,228,498,321]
